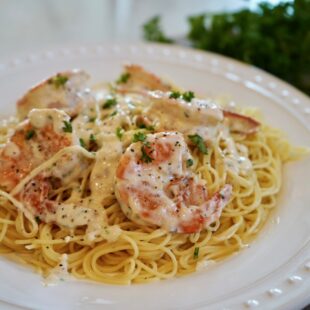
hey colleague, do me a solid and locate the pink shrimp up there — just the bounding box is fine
[116,64,171,93]
[114,64,260,135]
[115,132,232,233]
[0,109,72,192]
[16,151,92,225]
[0,108,97,227]
[16,70,90,120]
[144,90,260,135]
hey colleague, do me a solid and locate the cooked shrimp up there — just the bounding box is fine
[116,65,171,93]
[17,151,97,228]
[114,64,259,135]
[144,90,259,135]
[115,132,232,233]
[223,110,260,134]
[0,107,101,228]
[145,90,224,132]
[0,109,73,192]
[17,70,91,120]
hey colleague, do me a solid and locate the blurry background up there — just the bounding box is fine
[0,0,309,94]
[0,0,284,59]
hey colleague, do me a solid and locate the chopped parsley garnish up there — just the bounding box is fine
[138,123,155,131]
[110,110,118,117]
[133,132,153,162]
[133,132,147,143]
[62,120,72,133]
[186,158,194,167]
[25,129,35,140]
[194,247,199,259]
[182,91,195,102]
[79,138,86,149]
[141,145,153,163]
[49,75,68,88]
[102,98,117,109]
[170,90,195,102]
[89,134,96,143]
[88,117,96,122]
[88,134,98,152]
[169,91,181,99]
[116,72,131,84]
[35,216,41,224]
[116,127,124,140]
[188,134,208,154]
[144,141,151,148]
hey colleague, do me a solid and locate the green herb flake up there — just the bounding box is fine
[188,134,208,154]
[79,138,86,149]
[63,120,72,133]
[35,216,41,224]
[89,134,96,143]
[49,75,68,88]
[102,98,117,109]
[141,146,153,163]
[138,123,155,131]
[116,127,124,140]
[186,158,194,168]
[25,129,35,140]
[110,110,118,117]
[88,135,98,152]
[88,117,96,123]
[133,132,147,143]
[144,141,151,148]
[142,16,173,43]
[116,72,131,84]
[194,247,199,259]
[169,91,181,99]
[182,91,195,102]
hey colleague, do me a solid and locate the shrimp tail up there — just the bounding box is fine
[203,184,232,225]
[223,110,260,134]
[179,184,232,234]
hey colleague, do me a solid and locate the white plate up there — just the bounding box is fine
[0,43,309,310]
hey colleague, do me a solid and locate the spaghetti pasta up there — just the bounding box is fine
[0,65,307,285]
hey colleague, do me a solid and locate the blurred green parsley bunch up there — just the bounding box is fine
[142,0,310,95]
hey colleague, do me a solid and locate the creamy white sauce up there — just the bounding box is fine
[90,134,123,206]
[187,125,220,145]
[221,130,252,176]
[196,259,216,271]
[29,141,45,163]
[64,236,71,243]
[3,141,20,158]
[146,91,223,134]
[43,254,69,286]
[116,132,200,231]
[44,203,99,228]
[50,152,87,185]
[29,108,70,134]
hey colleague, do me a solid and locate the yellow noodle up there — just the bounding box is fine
[0,94,307,285]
